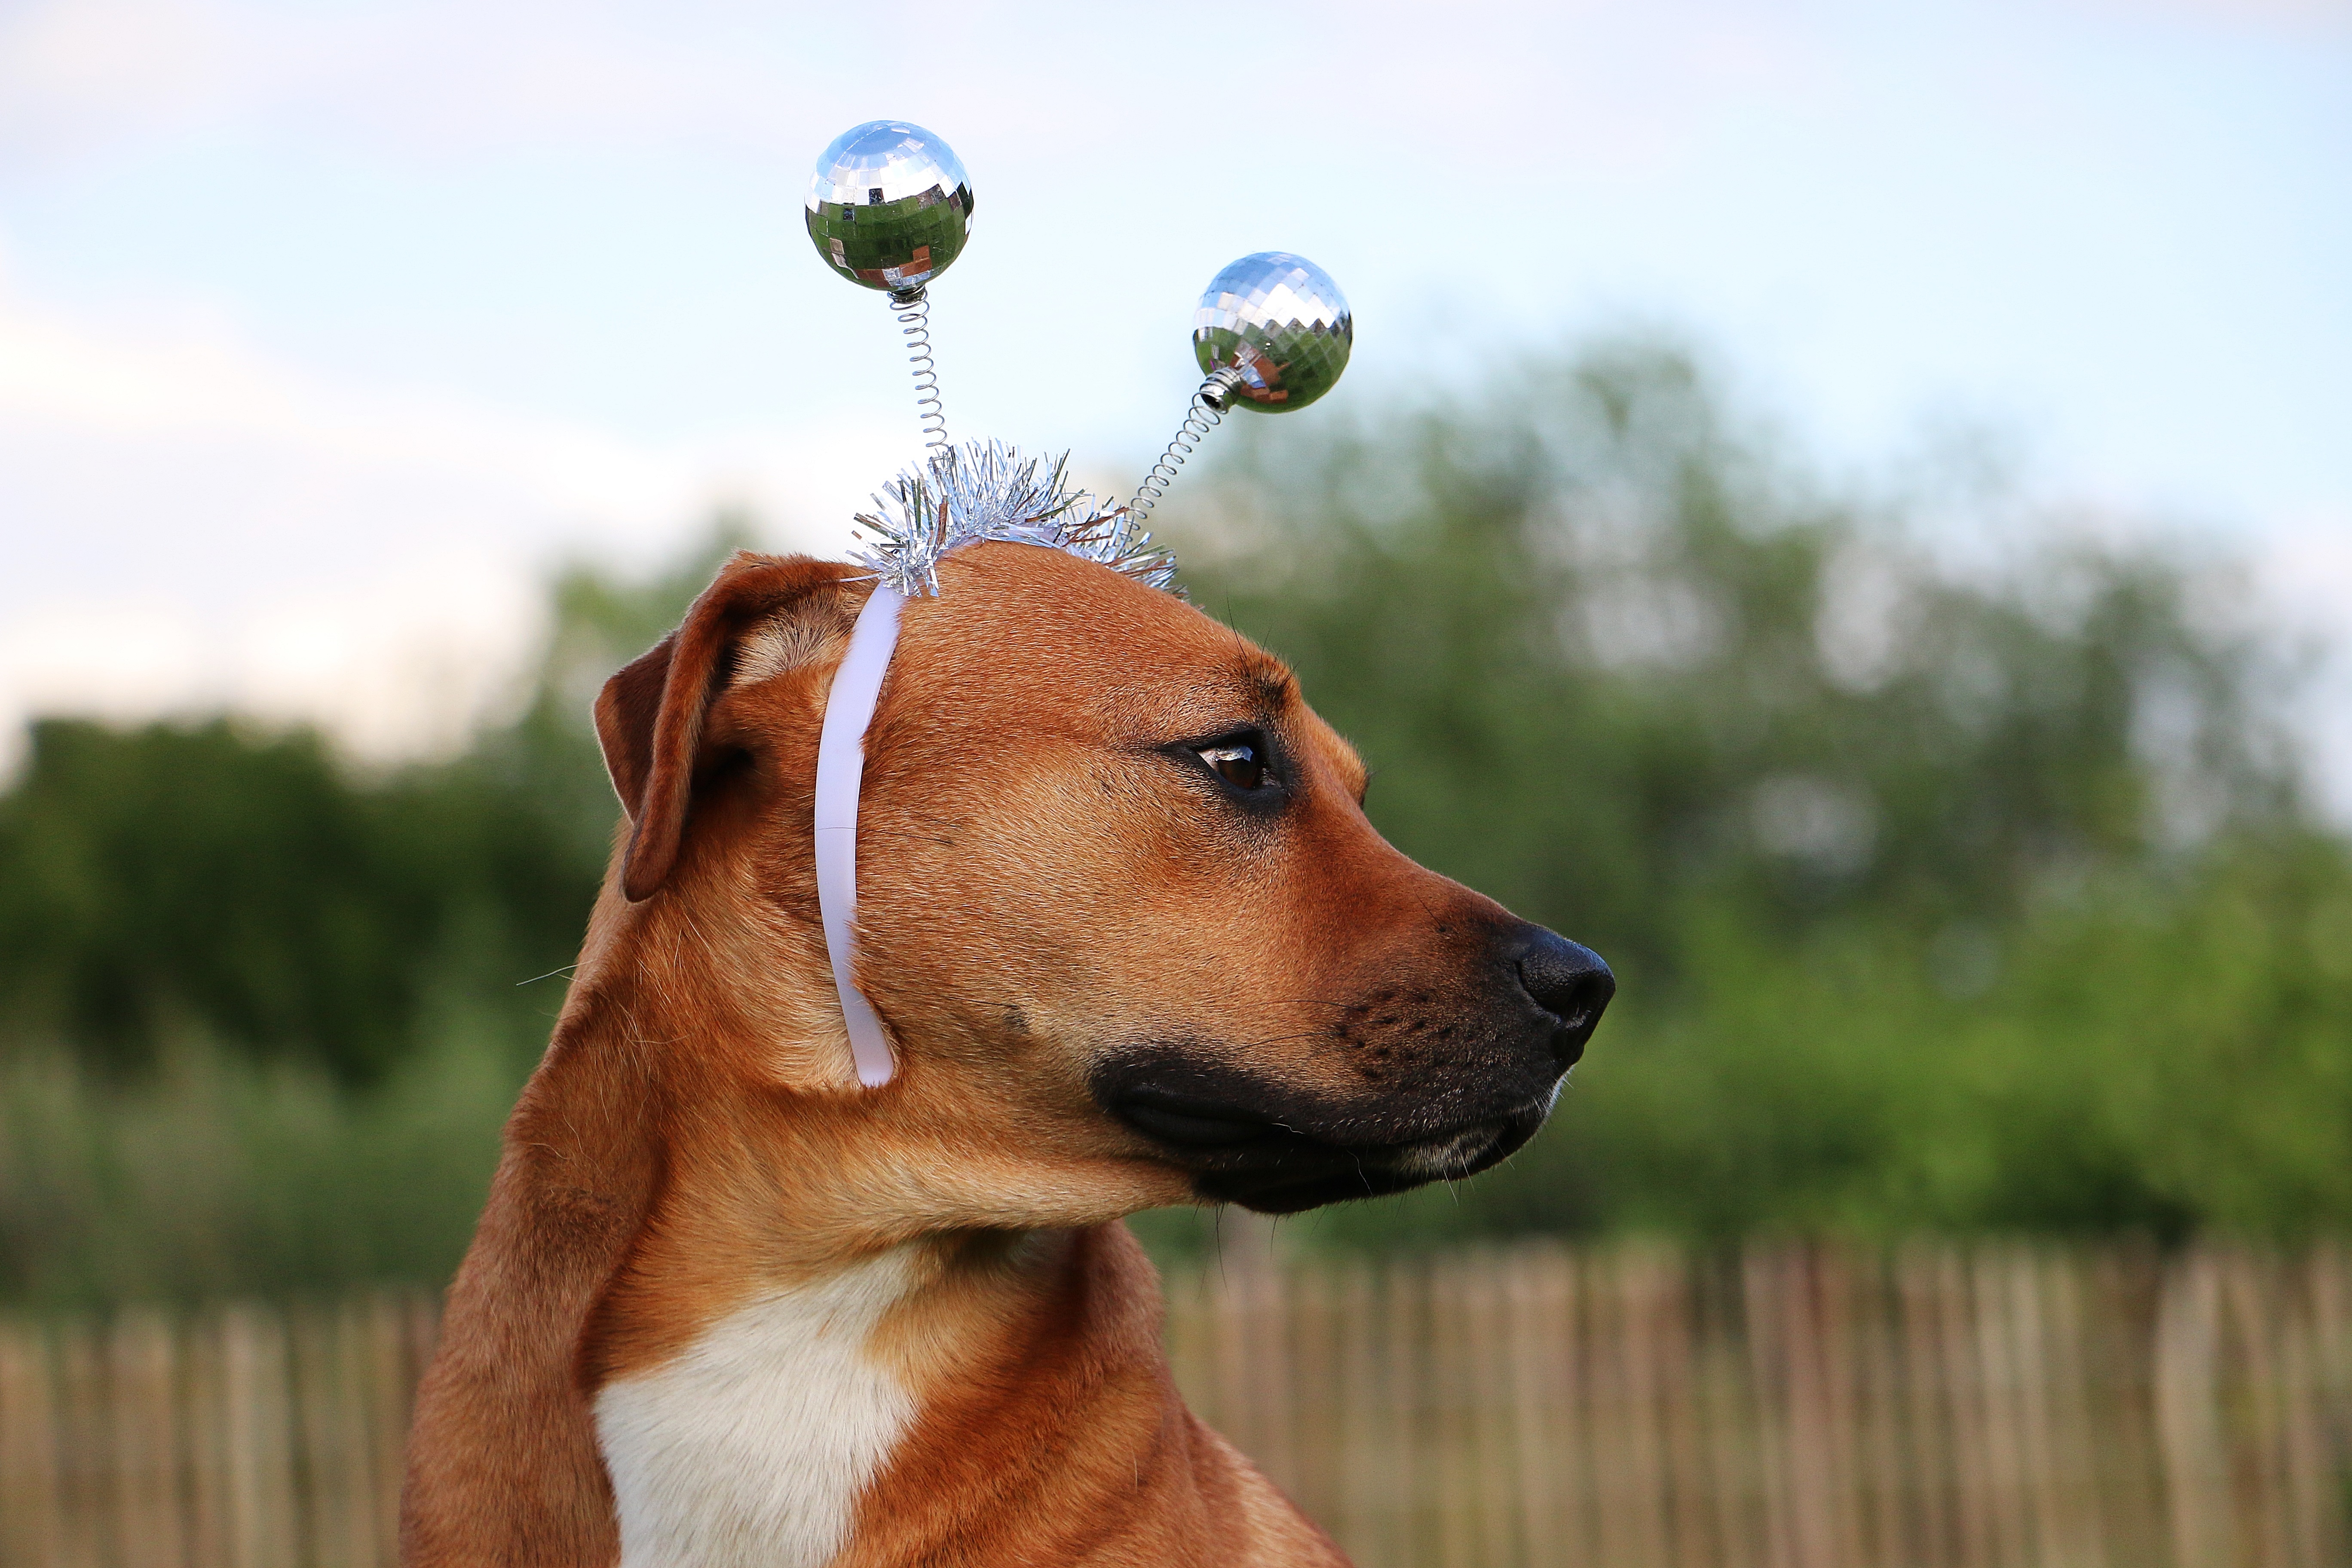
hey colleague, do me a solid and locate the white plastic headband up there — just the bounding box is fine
[813,584,905,1087]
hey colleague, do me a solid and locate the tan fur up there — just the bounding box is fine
[402,542,1584,1566]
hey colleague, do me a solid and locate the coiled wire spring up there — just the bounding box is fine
[891,287,948,453]
[1127,371,1242,526]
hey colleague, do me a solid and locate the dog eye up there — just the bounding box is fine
[1197,743,1269,790]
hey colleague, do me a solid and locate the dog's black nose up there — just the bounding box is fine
[1511,925,1615,1066]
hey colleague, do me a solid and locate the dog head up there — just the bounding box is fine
[591,544,1610,1225]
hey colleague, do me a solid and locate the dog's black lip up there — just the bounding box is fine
[1107,1084,1366,1163]
[1106,1079,1552,1214]
[1115,1090,1284,1148]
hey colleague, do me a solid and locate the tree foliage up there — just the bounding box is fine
[1175,342,2302,983]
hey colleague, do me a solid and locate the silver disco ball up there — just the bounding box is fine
[1191,252,1352,413]
[805,121,974,295]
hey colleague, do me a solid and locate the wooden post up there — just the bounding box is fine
[2299,1246,2351,1568]
[1288,1258,1344,1540]
[1894,1246,1959,1568]
[298,1300,384,1568]
[2156,1250,2229,1568]
[1385,1256,1431,1568]
[183,1309,228,1568]
[108,1308,188,1568]
[1503,1245,1576,1567]
[2000,1249,2063,1568]
[1610,1247,1673,1568]
[1853,1253,1912,1568]
[0,1321,64,1568]
[1784,1246,1853,1568]
[1262,1258,1302,1504]
[220,1305,297,1568]
[1426,1253,1478,1568]
[1932,1248,1997,1568]
[2085,1245,2170,1568]
[1816,1246,1869,1568]
[2035,1250,2110,1568]
[1741,1247,1798,1568]
[1639,1248,1711,1568]
[2273,1267,2331,1568]
[1328,1259,1385,1568]
[51,1318,105,1568]
[1698,1254,1763,1568]
[362,1295,416,1566]
[1966,1247,2031,1568]
[1452,1253,1510,1567]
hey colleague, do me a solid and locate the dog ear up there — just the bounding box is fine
[594,552,860,902]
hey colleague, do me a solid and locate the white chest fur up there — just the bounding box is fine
[593,1250,919,1568]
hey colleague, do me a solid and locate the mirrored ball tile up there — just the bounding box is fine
[1192,252,1353,413]
[805,121,974,294]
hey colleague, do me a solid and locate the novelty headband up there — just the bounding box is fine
[805,120,1353,1086]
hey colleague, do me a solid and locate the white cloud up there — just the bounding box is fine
[0,567,541,763]
[0,257,895,768]
[0,0,781,165]
[0,0,1839,174]
[5,0,2325,179]
[0,0,230,161]
[0,272,672,500]
[2083,0,2352,31]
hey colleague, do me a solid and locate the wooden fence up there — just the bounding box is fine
[2,1243,2346,1567]
[1170,1244,2350,1568]
[0,1297,435,1568]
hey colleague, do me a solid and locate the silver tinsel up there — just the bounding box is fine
[850,440,1179,598]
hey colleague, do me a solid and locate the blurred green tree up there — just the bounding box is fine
[0,719,449,1081]
[1173,341,2303,983]
[0,522,747,1084]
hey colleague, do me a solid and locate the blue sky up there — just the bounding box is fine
[1,0,2346,772]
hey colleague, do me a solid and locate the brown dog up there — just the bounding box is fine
[401,542,1611,1566]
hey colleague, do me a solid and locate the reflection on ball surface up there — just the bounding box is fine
[1192,252,1352,413]
[805,121,974,294]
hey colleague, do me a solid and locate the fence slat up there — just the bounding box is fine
[108,1308,185,1568]
[361,1296,413,1568]
[0,1322,64,1568]
[2158,1253,2231,1568]
[53,1320,107,1568]
[1427,1256,1480,1568]
[1502,1246,1571,1567]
